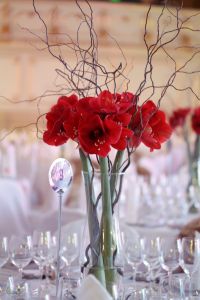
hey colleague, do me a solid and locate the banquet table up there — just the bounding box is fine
[1,214,200,299]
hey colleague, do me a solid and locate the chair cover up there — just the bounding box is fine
[0,178,30,237]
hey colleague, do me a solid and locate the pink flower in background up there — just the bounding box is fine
[169,108,191,129]
[192,107,200,135]
[130,101,172,151]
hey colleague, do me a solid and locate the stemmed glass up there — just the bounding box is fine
[60,232,79,298]
[0,236,9,268]
[10,235,33,281]
[124,288,150,300]
[170,273,191,300]
[143,237,160,288]
[33,231,57,280]
[180,237,200,296]
[0,237,9,294]
[6,276,31,299]
[180,237,200,276]
[125,237,143,284]
[61,232,79,277]
[159,237,181,288]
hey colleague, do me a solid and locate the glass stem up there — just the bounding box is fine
[45,264,50,287]
[19,267,23,280]
[149,267,156,294]
[168,270,172,296]
[132,267,137,288]
[39,265,44,280]
[188,273,192,297]
[68,265,70,279]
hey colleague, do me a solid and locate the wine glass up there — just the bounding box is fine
[159,237,181,288]
[10,235,33,280]
[124,288,150,300]
[170,273,191,300]
[60,232,79,298]
[6,276,31,299]
[180,237,200,276]
[0,236,9,268]
[33,231,57,279]
[0,236,9,295]
[143,237,160,286]
[125,236,143,283]
[61,232,79,272]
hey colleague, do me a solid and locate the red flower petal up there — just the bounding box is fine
[112,128,133,150]
[169,107,191,129]
[78,115,111,157]
[104,118,122,144]
[64,112,80,140]
[43,130,68,146]
[129,134,141,149]
[43,94,78,146]
[141,127,161,151]
[112,113,132,126]
[130,101,172,151]
[77,97,96,114]
[192,107,200,134]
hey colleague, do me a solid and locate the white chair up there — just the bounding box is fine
[0,140,17,178]
[0,178,31,237]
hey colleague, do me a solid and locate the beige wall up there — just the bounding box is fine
[0,0,199,132]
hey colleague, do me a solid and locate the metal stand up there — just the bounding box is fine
[56,190,64,299]
[48,158,73,299]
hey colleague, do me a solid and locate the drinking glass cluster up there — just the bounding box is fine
[124,235,200,299]
[0,230,80,298]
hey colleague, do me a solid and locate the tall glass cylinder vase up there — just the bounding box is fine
[80,169,125,299]
[191,136,200,186]
[188,135,200,212]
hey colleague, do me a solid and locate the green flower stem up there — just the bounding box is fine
[110,150,124,204]
[193,135,200,161]
[99,156,113,268]
[99,156,118,297]
[183,125,192,176]
[79,149,105,286]
[112,150,124,174]
[192,135,200,186]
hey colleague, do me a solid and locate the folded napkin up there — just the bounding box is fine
[77,275,112,300]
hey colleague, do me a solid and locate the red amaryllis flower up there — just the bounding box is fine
[169,108,191,129]
[143,110,172,150]
[116,92,137,113]
[130,101,172,151]
[112,127,133,150]
[192,107,200,135]
[77,91,135,116]
[77,92,117,115]
[63,112,80,141]
[76,96,96,115]
[95,90,118,113]
[78,115,121,157]
[43,95,78,146]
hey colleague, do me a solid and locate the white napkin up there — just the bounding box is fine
[77,275,112,300]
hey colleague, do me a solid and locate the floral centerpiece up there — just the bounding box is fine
[43,90,172,296]
[170,107,200,189]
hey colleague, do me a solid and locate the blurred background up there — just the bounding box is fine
[0,0,200,236]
